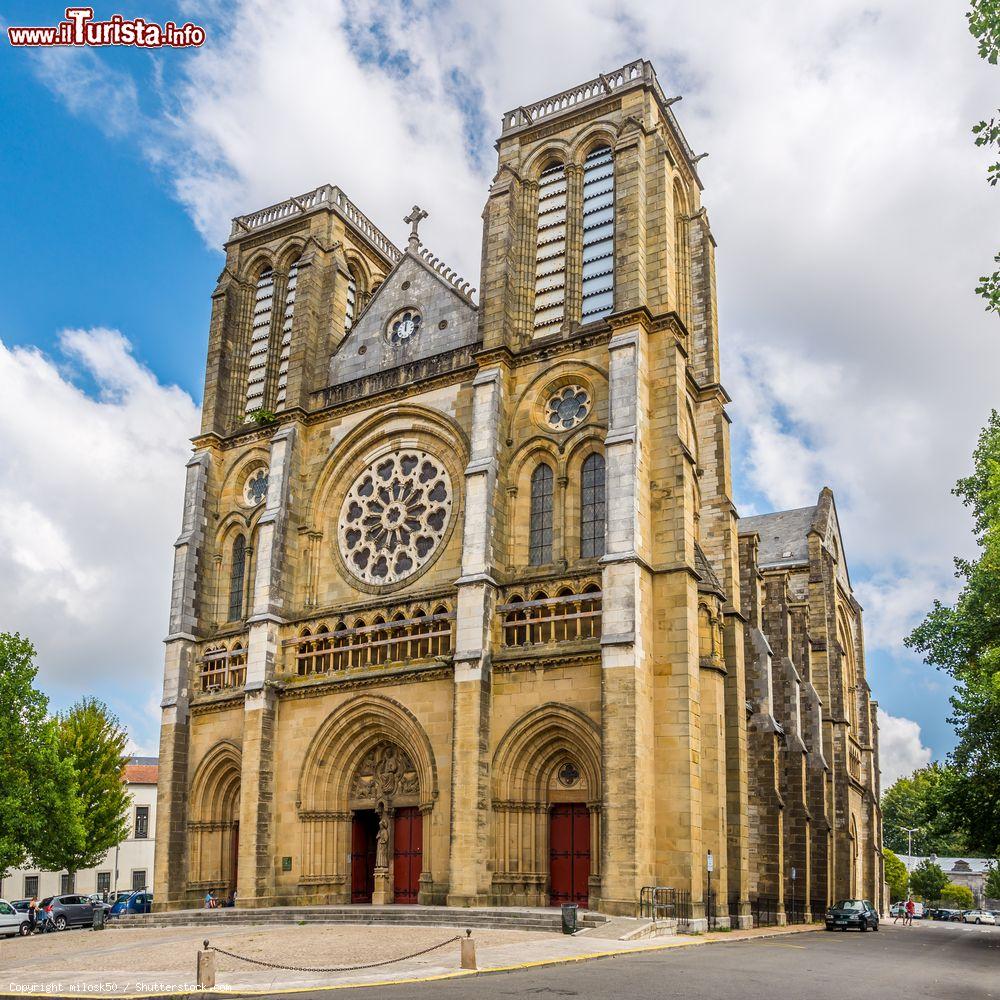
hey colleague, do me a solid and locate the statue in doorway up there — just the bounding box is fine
[375,809,390,869]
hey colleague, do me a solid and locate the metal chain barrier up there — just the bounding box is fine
[203,934,463,973]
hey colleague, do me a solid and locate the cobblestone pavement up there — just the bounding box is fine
[0,920,829,996]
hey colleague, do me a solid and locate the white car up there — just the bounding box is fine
[963,909,997,925]
[0,899,31,938]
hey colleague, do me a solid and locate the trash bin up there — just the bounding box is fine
[92,907,106,931]
[561,903,578,934]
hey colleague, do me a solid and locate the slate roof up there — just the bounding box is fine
[903,855,993,876]
[738,505,818,569]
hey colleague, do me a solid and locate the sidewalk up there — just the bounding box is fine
[0,921,824,997]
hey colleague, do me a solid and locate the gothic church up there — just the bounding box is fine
[155,60,884,923]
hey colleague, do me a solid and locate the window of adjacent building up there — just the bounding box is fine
[244,266,275,418]
[581,145,615,323]
[580,453,606,558]
[60,873,74,894]
[96,872,111,894]
[134,805,150,840]
[275,257,300,409]
[23,875,38,898]
[229,534,246,622]
[533,161,567,333]
[132,870,146,891]
[529,464,554,565]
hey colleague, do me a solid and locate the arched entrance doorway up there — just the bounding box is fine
[188,741,241,900]
[492,704,602,908]
[297,695,438,905]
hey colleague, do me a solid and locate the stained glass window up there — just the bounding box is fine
[581,453,606,558]
[529,464,554,565]
[229,534,246,621]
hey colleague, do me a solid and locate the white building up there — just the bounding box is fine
[0,757,158,901]
[903,854,994,906]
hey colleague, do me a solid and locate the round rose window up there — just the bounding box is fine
[243,468,269,507]
[545,385,590,430]
[338,450,452,585]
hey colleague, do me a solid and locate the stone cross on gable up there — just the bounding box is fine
[404,205,428,250]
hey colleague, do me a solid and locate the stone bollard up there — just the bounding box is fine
[460,929,477,970]
[197,940,216,990]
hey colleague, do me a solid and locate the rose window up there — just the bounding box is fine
[545,385,590,430]
[388,309,422,345]
[338,450,452,585]
[243,469,269,507]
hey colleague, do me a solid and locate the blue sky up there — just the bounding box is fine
[1,0,997,781]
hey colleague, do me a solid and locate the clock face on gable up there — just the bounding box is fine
[387,309,422,346]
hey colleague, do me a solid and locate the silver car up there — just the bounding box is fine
[0,899,31,938]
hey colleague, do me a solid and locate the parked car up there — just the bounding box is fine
[963,909,997,925]
[825,899,880,932]
[9,899,30,913]
[109,891,153,918]
[38,894,96,931]
[889,902,906,918]
[933,908,960,921]
[0,900,31,938]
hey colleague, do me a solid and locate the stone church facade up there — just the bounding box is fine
[154,60,883,922]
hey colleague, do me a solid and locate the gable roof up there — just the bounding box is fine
[125,758,159,785]
[738,505,817,569]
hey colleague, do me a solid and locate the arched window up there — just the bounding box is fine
[580,452,606,558]
[673,180,691,325]
[344,268,359,332]
[581,145,615,322]
[275,257,300,409]
[533,161,567,333]
[228,534,246,621]
[529,463,554,565]
[245,266,274,418]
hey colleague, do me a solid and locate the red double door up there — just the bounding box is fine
[350,807,422,904]
[549,803,590,906]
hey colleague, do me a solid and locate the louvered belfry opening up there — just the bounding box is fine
[581,144,615,323]
[533,161,567,334]
[275,258,299,409]
[345,271,358,332]
[245,266,275,418]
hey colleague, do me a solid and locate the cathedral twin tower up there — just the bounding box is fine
[155,59,884,923]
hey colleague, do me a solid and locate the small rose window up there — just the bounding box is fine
[243,468,269,507]
[388,309,422,345]
[546,385,590,430]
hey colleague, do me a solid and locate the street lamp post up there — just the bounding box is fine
[707,850,713,931]
[900,826,919,898]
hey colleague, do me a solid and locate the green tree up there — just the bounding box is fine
[906,411,1000,854]
[883,849,909,902]
[968,1,1000,313]
[909,859,950,903]
[881,763,970,855]
[940,883,975,908]
[32,698,131,878]
[985,862,1000,900]
[0,633,83,880]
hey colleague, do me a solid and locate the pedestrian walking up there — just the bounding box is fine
[27,897,37,934]
[905,898,915,926]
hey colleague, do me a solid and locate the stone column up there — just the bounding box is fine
[154,450,211,910]
[597,323,655,915]
[448,367,504,905]
[237,424,296,907]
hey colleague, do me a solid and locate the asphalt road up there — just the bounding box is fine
[275,920,999,1000]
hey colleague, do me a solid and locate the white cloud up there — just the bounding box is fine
[0,331,199,752]
[877,707,932,787]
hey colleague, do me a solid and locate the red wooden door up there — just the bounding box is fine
[392,807,423,904]
[351,811,377,903]
[229,822,240,895]
[549,804,590,906]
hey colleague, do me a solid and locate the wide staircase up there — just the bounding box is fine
[118,904,609,933]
